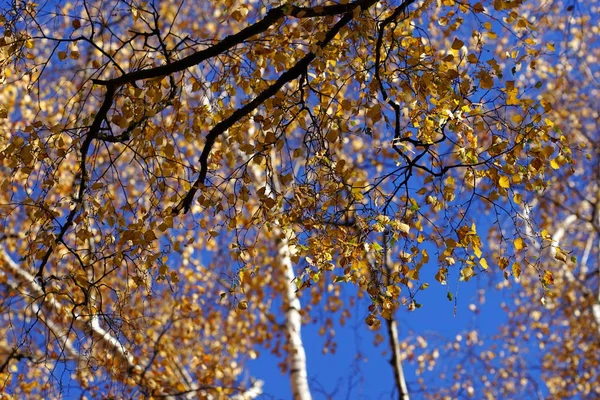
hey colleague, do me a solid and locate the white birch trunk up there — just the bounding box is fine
[245,156,312,400]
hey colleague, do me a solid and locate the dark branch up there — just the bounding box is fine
[172,1,380,214]
[91,0,376,87]
[35,84,116,285]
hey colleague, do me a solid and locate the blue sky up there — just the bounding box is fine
[248,257,514,399]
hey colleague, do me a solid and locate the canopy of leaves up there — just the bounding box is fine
[0,0,593,397]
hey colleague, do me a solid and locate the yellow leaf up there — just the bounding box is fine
[479,257,489,270]
[514,237,525,250]
[157,222,170,232]
[541,229,552,241]
[406,268,419,280]
[506,88,519,105]
[555,247,568,262]
[511,113,523,123]
[435,267,448,284]
[366,104,381,121]
[365,314,378,326]
[512,262,521,279]
[238,269,247,283]
[498,176,510,188]
[461,266,475,281]
[542,270,554,285]
[498,256,509,270]
[542,146,555,158]
[550,157,560,169]
[421,248,429,263]
[512,174,522,184]
[325,130,339,143]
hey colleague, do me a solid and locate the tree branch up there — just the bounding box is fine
[92,0,374,88]
[1,246,216,398]
[172,5,371,214]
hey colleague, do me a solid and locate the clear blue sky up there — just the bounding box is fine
[249,258,513,399]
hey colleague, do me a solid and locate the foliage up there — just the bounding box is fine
[401,0,600,398]
[0,0,592,397]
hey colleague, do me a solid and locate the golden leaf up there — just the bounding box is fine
[512,262,522,279]
[479,257,489,270]
[514,237,526,250]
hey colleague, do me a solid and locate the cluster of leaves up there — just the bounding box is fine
[399,0,600,398]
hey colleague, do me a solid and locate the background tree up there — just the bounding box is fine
[0,0,585,398]
[401,0,599,398]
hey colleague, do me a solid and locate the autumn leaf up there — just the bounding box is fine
[498,176,510,189]
[451,38,464,50]
[554,246,568,262]
[479,257,489,270]
[542,270,554,286]
[512,262,522,279]
[513,237,526,251]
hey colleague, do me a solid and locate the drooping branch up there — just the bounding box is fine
[2,247,136,365]
[88,0,379,146]
[374,0,418,152]
[35,0,379,280]
[1,246,237,398]
[36,84,117,283]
